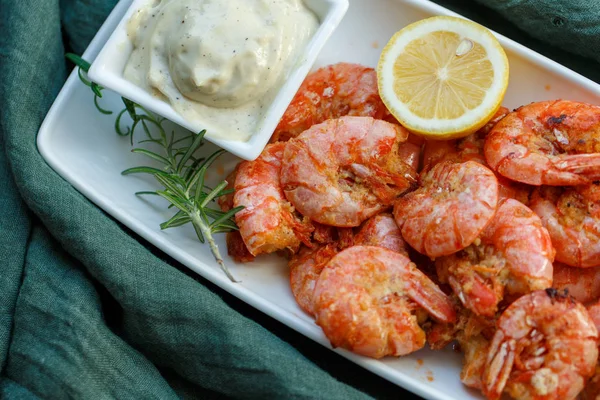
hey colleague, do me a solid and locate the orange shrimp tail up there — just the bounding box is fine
[483,332,515,400]
[407,271,457,324]
[447,273,500,317]
[553,153,600,181]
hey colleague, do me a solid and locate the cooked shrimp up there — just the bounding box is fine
[397,140,422,175]
[394,161,498,258]
[435,199,554,316]
[271,63,391,142]
[428,307,498,389]
[217,165,255,262]
[461,335,491,390]
[217,164,239,213]
[553,262,600,304]
[484,100,600,186]
[482,289,598,400]
[422,107,510,172]
[479,106,511,136]
[233,142,312,256]
[281,116,416,227]
[530,183,600,267]
[422,134,486,173]
[587,299,600,330]
[313,246,456,358]
[423,137,530,204]
[581,299,600,400]
[353,213,408,256]
[458,314,498,391]
[422,107,531,204]
[290,213,404,315]
[289,227,353,314]
[289,244,341,315]
[428,306,494,349]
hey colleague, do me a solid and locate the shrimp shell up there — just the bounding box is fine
[422,107,531,205]
[234,142,311,256]
[313,246,456,358]
[394,161,499,258]
[435,199,554,316]
[553,262,600,304]
[530,184,600,268]
[581,300,600,400]
[483,289,598,400]
[281,116,416,227]
[289,244,341,315]
[484,100,600,186]
[289,213,404,315]
[271,63,391,143]
[353,213,409,256]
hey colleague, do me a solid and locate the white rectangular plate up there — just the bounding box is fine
[38,1,600,399]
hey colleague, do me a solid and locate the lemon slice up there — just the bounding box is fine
[377,16,509,139]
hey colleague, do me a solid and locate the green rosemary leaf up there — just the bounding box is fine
[210,206,242,231]
[211,226,237,234]
[191,149,225,201]
[65,53,91,71]
[135,191,159,196]
[91,83,103,98]
[192,220,206,243]
[176,130,205,174]
[171,134,195,147]
[160,210,192,229]
[172,148,190,158]
[123,98,137,121]
[129,119,143,145]
[204,208,239,230]
[121,166,170,177]
[141,119,152,140]
[94,95,113,115]
[183,156,206,182]
[193,168,208,203]
[115,109,131,136]
[156,191,190,214]
[216,220,240,231]
[77,67,92,87]
[218,188,235,197]
[131,148,170,166]
[137,138,162,145]
[166,174,188,189]
[201,181,228,208]
[162,218,193,230]
[154,174,187,199]
[203,208,225,219]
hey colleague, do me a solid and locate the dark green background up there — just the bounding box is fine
[1,0,599,398]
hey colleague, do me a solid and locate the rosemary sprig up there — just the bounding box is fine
[66,53,112,115]
[121,109,242,281]
[67,53,242,282]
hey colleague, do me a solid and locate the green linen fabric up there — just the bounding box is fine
[0,0,598,399]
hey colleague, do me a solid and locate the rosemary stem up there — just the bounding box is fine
[190,211,239,283]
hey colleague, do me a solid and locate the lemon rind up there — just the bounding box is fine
[377,16,509,139]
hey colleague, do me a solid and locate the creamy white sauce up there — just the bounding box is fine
[124,0,318,141]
